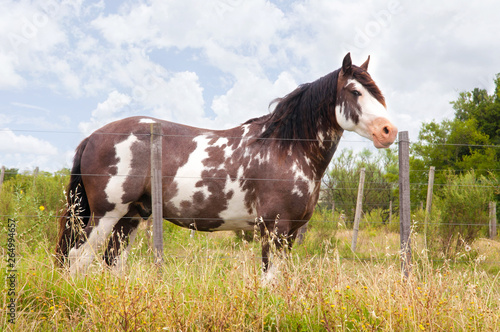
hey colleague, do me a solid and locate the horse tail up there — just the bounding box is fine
[55,137,91,266]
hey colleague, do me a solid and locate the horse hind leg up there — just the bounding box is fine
[104,200,151,272]
[68,210,126,275]
[104,216,141,273]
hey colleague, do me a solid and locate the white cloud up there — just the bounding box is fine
[0,1,72,85]
[91,0,285,52]
[0,128,61,170]
[0,53,25,89]
[211,71,298,128]
[0,129,57,155]
[78,91,132,136]
[148,71,206,126]
[1,0,500,172]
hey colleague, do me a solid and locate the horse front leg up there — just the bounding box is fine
[259,215,308,283]
[260,230,271,273]
[258,214,294,283]
[257,216,275,273]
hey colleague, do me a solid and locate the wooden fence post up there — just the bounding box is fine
[389,200,393,225]
[0,166,5,190]
[151,123,164,265]
[398,131,411,279]
[424,166,435,248]
[296,223,307,245]
[490,202,497,239]
[351,168,366,252]
[33,166,39,187]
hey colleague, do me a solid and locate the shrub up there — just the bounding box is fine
[0,170,69,248]
[434,171,495,257]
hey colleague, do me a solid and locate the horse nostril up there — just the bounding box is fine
[383,126,390,135]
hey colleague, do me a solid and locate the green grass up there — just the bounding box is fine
[1,172,500,330]
[2,225,500,331]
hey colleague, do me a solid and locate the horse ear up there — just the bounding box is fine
[341,53,352,75]
[360,55,370,71]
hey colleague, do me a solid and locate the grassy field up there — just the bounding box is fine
[2,219,500,331]
[1,172,499,331]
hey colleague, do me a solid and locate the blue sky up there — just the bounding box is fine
[1,0,499,172]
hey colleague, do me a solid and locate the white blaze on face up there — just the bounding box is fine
[335,79,396,148]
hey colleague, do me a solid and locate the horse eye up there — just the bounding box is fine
[351,90,361,97]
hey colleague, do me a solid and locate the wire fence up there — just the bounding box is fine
[0,129,498,229]
[3,127,500,145]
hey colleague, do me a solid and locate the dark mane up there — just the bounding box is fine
[246,69,341,159]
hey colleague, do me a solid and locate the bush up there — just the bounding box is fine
[362,207,399,232]
[434,171,495,257]
[0,170,69,248]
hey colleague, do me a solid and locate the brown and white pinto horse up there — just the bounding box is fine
[56,53,397,275]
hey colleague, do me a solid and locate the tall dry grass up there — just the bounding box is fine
[2,224,500,331]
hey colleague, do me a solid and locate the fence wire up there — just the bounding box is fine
[1,130,498,236]
[2,127,500,147]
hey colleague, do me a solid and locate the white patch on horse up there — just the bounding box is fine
[218,166,255,230]
[213,137,234,160]
[236,124,251,149]
[241,124,250,137]
[139,118,156,124]
[335,102,353,131]
[350,79,387,116]
[291,162,314,197]
[317,132,325,149]
[105,134,139,209]
[254,151,270,165]
[291,185,303,197]
[69,134,138,275]
[171,135,212,209]
[213,137,229,147]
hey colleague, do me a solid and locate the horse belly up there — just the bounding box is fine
[166,134,257,231]
[215,186,256,231]
[166,179,256,231]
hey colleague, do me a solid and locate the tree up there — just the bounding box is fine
[412,118,494,171]
[410,118,497,203]
[411,73,499,216]
[322,148,398,223]
[452,74,500,145]
[2,168,19,182]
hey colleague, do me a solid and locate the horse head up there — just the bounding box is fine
[335,53,397,148]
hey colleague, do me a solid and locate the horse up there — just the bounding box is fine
[55,53,397,275]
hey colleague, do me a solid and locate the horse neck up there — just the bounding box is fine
[306,127,343,180]
[248,68,343,178]
[296,73,344,178]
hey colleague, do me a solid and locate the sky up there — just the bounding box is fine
[0,0,499,172]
